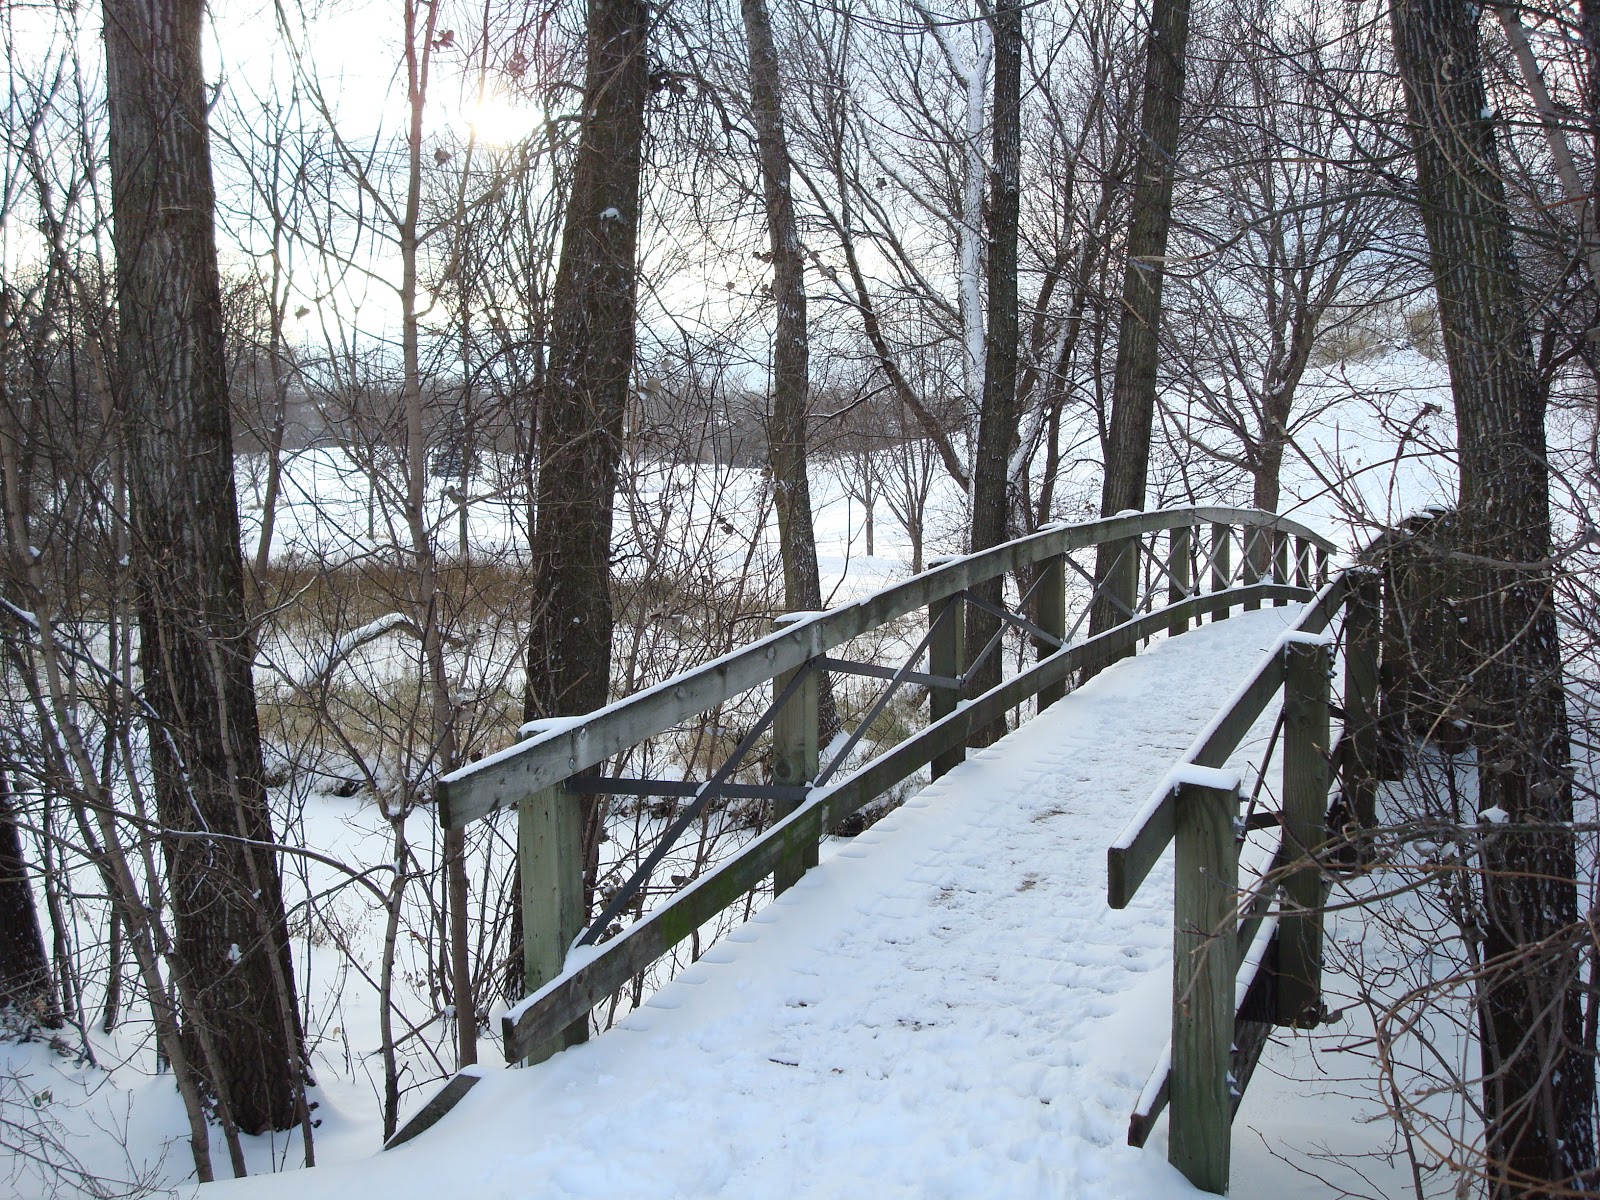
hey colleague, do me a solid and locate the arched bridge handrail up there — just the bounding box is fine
[438,506,1334,829]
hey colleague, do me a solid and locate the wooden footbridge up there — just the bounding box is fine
[232,508,1386,1199]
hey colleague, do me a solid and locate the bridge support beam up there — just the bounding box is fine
[771,625,819,894]
[518,784,589,1063]
[928,564,966,779]
[1034,554,1066,710]
[1280,638,1331,1026]
[1171,774,1239,1195]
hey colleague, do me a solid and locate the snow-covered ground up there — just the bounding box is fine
[179,609,1425,1200]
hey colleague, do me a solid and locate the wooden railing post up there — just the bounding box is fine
[1294,536,1311,590]
[519,783,589,1063]
[1168,524,1193,637]
[1273,529,1290,606]
[1242,526,1263,611]
[928,558,966,779]
[1280,638,1331,1027]
[1171,773,1239,1195]
[1343,572,1381,828]
[771,617,819,894]
[1210,523,1231,623]
[1035,553,1067,710]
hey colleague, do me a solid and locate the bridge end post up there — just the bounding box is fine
[1280,639,1332,1027]
[1209,523,1231,622]
[1035,554,1066,710]
[1168,525,1193,637]
[928,567,966,779]
[1170,777,1239,1195]
[518,784,590,1064]
[771,630,819,894]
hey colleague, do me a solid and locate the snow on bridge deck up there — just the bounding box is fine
[211,608,1327,1200]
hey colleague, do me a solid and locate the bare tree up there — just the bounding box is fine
[1391,0,1596,1190]
[102,0,306,1138]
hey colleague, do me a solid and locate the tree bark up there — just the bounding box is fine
[1086,0,1193,663]
[522,0,648,940]
[741,0,839,742]
[103,0,304,1136]
[1391,0,1597,1191]
[0,774,58,1028]
[964,0,1022,745]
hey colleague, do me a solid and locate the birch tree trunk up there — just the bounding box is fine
[1391,0,1597,1190]
[965,0,1022,744]
[102,0,304,1136]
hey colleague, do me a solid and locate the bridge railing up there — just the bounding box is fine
[1108,566,1381,1194]
[434,506,1336,1069]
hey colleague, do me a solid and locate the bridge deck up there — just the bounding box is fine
[215,609,1327,1200]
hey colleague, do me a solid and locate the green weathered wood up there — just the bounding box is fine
[1273,530,1291,607]
[1035,554,1067,710]
[1169,525,1193,637]
[1210,523,1231,623]
[1107,574,1349,909]
[1278,639,1331,1027]
[439,509,1334,828]
[503,801,827,1062]
[771,620,820,895]
[519,785,588,1063]
[1170,778,1238,1194]
[1343,572,1381,828]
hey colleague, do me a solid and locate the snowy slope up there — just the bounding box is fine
[196,608,1417,1200]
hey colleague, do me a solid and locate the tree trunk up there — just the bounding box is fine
[0,774,58,1028]
[965,0,1022,745]
[522,0,648,951]
[741,0,839,741]
[103,0,304,1136]
[1086,0,1193,664]
[1391,0,1597,1191]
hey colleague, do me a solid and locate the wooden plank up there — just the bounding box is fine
[1107,575,1349,909]
[440,509,1336,828]
[383,1071,480,1150]
[1170,778,1238,1194]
